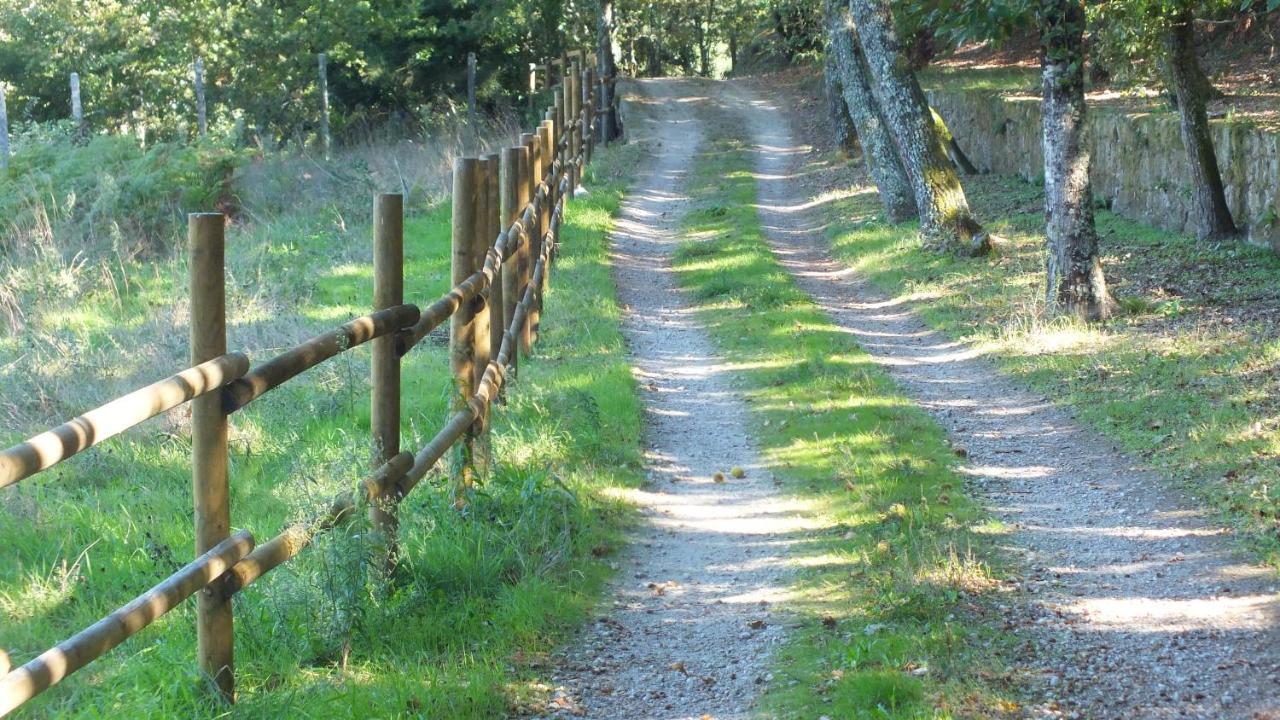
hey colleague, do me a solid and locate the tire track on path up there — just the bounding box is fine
[720,77,1280,720]
[546,78,813,720]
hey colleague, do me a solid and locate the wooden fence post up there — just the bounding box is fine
[0,82,9,171]
[500,146,522,379]
[484,151,503,401]
[470,157,492,469]
[449,160,479,504]
[370,194,403,541]
[553,88,566,189]
[467,52,478,128]
[189,212,234,702]
[525,132,543,347]
[582,66,594,167]
[70,72,83,138]
[527,63,537,112]
[194,58,208,138]
[517,137,534,355]
[537,119,555,302]
[319,54,331,160]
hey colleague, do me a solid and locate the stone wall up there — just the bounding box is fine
[928,89,1280,252]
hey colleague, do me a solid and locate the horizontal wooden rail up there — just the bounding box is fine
[223,304,420,413]
[0,353,250,490]
[0,51,615,714]
[0,531,254,716]
[219,452,413,596]
[398,221,553,497]
[400,155,560,357]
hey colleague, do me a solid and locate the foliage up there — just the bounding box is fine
[0,133,245,257]
[0,0,595,144]
[0,141,646,717]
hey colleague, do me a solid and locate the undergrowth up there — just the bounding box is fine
[673,135,1023,717]
[0,140,645,717]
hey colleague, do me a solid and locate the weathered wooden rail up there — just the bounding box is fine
[0,48,617,716]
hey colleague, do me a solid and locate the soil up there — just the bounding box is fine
[544,78,812,719]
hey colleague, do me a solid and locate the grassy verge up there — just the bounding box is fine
[0,143,645,718]
[672,133,1022,717]
[821,170,1280,564]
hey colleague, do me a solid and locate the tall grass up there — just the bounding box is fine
[0,113,646,717]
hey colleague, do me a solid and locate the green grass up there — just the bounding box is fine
[672,135,1023,718]
[0,143,646,718]
[822,170,1280,565]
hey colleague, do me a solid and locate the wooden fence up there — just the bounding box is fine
[0,48,618,716]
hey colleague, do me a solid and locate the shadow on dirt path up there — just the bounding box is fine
[720,77,1280,719]
[545,78,815,720]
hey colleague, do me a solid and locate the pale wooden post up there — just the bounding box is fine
[516,138,534,354]
[370,194,403,541]
[553,88,566,188]
[0,82,9,171]
[484,151,503,397]
[319,53,331,160]
[189,212,234,702]
[537,119,555,302]
[470,157,493,467]
[194,58,208,137]
[525,132,544,346]
[70,72,83,138]
[450,160,480,503]
[582,66,594,166]
[527,63,537,112]
[467,52,477,127]
[500,147,523,378]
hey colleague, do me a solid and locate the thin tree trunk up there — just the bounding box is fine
[823,52,859,157]
[598,0,622,142]
[826,0,915,222]
[1165,8,1237,240]
[1042,0,1113,321]
[848,0,990,254]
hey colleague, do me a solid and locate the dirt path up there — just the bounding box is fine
[718,78,1280,719]
[546,79,812,719]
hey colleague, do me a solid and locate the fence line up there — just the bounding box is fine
[0,48,599,164]
[0,46,617,716]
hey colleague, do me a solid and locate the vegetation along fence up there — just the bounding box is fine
[0,47,619,715]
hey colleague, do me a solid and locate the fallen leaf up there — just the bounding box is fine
[713,472,726,483]
[730,466,746,478]
[670,661,687,675]
[747,619,766,630]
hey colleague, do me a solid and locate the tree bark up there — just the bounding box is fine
[823,52,859,157]
[825,0,916,223]
[1041,0,1113,321]
[1165,8,1237,240]
[598,0,622,141]
[848,0,990,254]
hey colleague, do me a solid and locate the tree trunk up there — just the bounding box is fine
[598,0,622,141]
[848,0,990,254]
[931,108,978,174]
[1165,8,1237,240]
[1042,0,1113,321]
[826,0,915,223]
[823,52,859,157]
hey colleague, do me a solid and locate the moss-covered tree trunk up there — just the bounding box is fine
[823,52,859,157]
[847,0,989,254]
[825,0,915,223]
[1165,8,1237,240]
[1042,0,1112,321]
